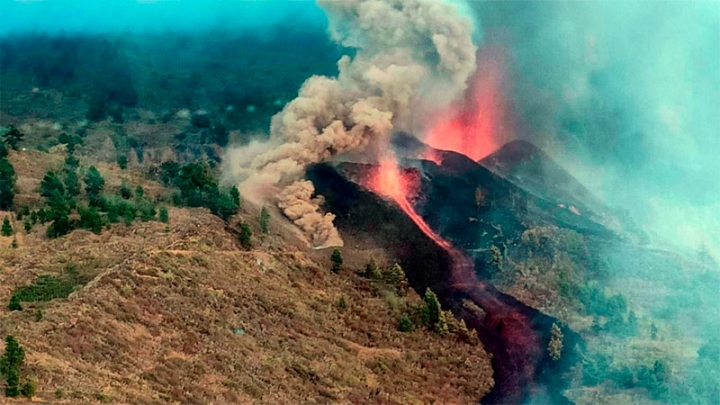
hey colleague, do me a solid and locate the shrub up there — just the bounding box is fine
[398,313,413,332]
[8,295,21,311]
[11,270,85,303]
[137,199,156,222]
[159,206,169,223]
[117,155,128,170]
[119,183,133,199]
[159,161,180,185]
[337,297,347,309]
[2,125,24,150]
[259,206,270,234]
[23,219,31,233]
[331,248,343,273]
[79,206,103,234]
[135,185,144,199]
[46,215,72,239]
[20,381,36,399]
[1,216,13,236]
[214,193,238,222]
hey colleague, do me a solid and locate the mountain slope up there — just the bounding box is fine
[0,150,493,405]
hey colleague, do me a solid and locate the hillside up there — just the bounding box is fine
[0,148,493,404]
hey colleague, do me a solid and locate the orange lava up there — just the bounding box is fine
[424,45,513,161]
[370,157,452,251]
[368,156,479,287]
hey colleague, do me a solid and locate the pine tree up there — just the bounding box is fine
[239,222,252,249]
[383,263,409,296]
[364,258,381,279]
[1,335,26,397]
[64,170,80,197]
[331,248,343,273]
[259,206,270,234]
[40,171,65,198]
[424,288,442,328]
[84,166,105,202]
[0,158,16,210]
[1,216,13,236]
[23,218,31,233]
[230,185,241,207]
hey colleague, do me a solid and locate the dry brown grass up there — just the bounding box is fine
[0,152,494,404]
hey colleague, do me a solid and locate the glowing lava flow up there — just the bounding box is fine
[368,157,477,285]
[424,45,512,161]
[370,157,451,248]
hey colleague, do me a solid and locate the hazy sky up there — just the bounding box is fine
[0,0,328,34]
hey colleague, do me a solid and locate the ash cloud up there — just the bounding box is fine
[225,0,477,247]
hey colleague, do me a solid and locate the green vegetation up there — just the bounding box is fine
[259,206,270,234]
[41,171,65,197]
[8,295,22,311]
[238,222,252,249]
[230,185,241,207]
[421,288,448,335]
[2,126,24,150]
[0,158,16,210]
[337,296,347,309]
[383,263,408,296]
[159,206,169,223]
[363,258,381,279]
[64,170,81,197]
[330,248,343,273]
[20,380,36,399]
[1,216,13,236]
[0,335,26,397]
[10,268,88,305]
[160,161,239,221]
[79,206,103,234]
[84,166,105,204]
[117,154,128,170]
[398,313,413,332]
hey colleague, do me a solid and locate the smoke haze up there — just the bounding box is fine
[467,1,720,258]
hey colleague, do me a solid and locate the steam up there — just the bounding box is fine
[225,0,477,247]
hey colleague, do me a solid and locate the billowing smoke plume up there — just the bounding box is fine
[225,0,477,247]
[277,180,344,248]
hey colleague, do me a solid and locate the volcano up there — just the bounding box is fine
[303,135,630,404]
